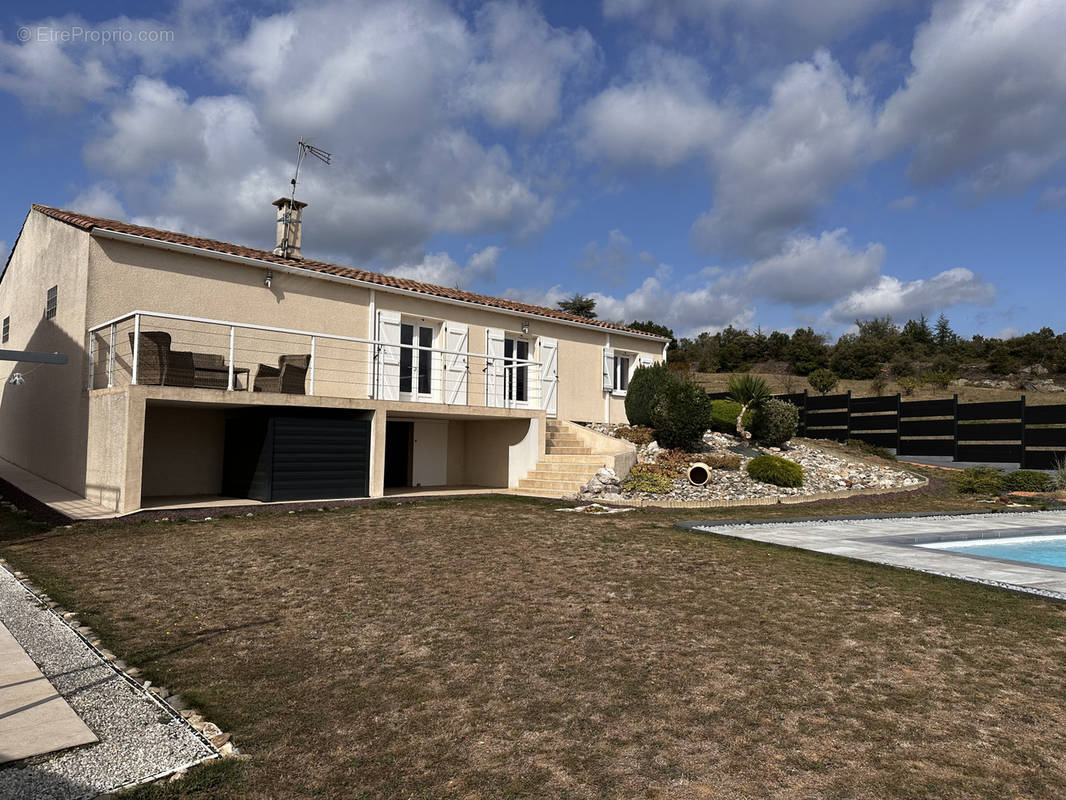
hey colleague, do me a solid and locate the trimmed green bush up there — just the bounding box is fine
[808,368,839,395]
[649,379,712,450]
[1002,470,1054,493]
[624,362,677,427]
[710,399,754,434]
[622,471,674,494]
[751,399,799,448]
[746,455,803,488]
[951,466,1005,495]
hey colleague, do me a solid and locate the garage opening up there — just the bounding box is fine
[221,408,372,502]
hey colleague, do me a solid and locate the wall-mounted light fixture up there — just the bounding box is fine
[264,270,273,289]
[521,321,530,334]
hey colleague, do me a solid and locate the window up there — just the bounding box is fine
[45,286,57,320]
[613,353,631,393]
[504,337,529,403]
[2,317,8,344]
[399,322,434,396]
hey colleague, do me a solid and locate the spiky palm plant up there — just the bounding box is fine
[726,374,772,440]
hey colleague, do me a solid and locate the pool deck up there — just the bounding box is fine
[680,510,1066,601]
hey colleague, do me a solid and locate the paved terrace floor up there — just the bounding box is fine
[682,510,1066,600]
[0,621,97,764]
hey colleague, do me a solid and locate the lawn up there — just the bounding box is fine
[2,479,1066,798]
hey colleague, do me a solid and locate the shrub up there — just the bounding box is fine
[624,362,677,427]
[649,379,712,451]
[897,376,921,396]
[871,371,889,396]
[921,369,956,390]
[710,399,754,434]
[845,439,897,461]
[746,455,803,488]
[615,425,655,446]
[808,368,839,395]
[726,374,772,439]
[951,466,1005,495]
[751,399,799,448]
[636,449,694,480]
[890,354,915,379]
[1052,455,1066,490]
[1002,470,1054,493]
[930,354,960,375]
[622,470,674,494]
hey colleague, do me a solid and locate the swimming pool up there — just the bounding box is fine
[920,533,1066,568]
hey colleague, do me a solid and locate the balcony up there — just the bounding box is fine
[87,311,554,414]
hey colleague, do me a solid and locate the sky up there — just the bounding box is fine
[0,0,1063,340]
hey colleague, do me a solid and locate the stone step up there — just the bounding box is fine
[540,454,608,465]
[509,488,570,498]
[532,461,601,475]
[544,445,592,455]
[545,435,582,447]
[526,469,594,482]
[518,478,586,491]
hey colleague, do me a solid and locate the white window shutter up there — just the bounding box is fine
[539,337,558,418]
[602,347,615,391]
[486,328,505,407]
[444,322,468,405]
[376,310,401,401]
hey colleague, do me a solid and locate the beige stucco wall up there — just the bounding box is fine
[376,291,663,423]
[0,212,92,493]
[140,405,226,497]
[462,418,536,488]
[86,237,373,398]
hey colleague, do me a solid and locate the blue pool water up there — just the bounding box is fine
[921,533,1066,568]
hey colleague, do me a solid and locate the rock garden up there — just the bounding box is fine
[577,367,924,505]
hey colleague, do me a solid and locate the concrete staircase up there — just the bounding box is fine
[514,420,609,497]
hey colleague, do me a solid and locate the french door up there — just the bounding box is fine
[504,337,529,406]
[400,323,436,401]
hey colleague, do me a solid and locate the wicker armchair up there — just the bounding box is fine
[129,331,195,387]
[254,354,310,394]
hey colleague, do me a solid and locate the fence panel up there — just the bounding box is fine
[1026,427,1066,447]
[955,422,1023,442]
[850,396,897,413]
[900,398,955,417]
[1024,404,1066,424]
[849,414,897,432]
[957,400,1023,421]
[806,393,849,411]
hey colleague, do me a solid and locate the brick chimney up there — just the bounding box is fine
[272,197,308,259]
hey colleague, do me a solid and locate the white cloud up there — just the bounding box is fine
[575,228,632,284]
[890,195,918,211]
[0,26,115,112]
[718,228,885,305]
[693,50,874,257]
[577,47,726,167]
[601,0,899,58]
[591,276,753,336]
[70,184,127,219]
[389,245,501,289]
[62,0,557,264]
[825,267,996,323]
[461,2,598,133]
[877,0,1066,197]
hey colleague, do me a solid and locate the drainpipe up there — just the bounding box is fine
[604,333,611,424]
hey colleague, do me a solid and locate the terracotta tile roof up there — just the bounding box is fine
[32,204,667,339]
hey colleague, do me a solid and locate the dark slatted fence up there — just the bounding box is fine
[706,388,1066,469]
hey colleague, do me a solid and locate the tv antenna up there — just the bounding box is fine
[277,138,332,259]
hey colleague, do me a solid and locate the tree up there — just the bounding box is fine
[557,293,597,318]
[628,320,676,350]
[787,328,830,375]
[808,368,839,395]
[900,314,934,355]
[726,374,772,440]
[934,313,957,351]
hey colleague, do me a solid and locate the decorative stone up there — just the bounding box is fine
[210,732,232,747]
[165,694,189,711]
[201,722,222,738]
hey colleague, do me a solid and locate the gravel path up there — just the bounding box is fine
[0,566,215,799]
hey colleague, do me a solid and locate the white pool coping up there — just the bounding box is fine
[683,510,1066,601]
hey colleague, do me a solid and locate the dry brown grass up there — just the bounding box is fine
[692,371,1066,405]
[2,482,1066,799]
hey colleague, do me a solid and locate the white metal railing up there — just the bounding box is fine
[86,310,548,410]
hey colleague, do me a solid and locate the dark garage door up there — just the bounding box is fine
[223,410,371,502]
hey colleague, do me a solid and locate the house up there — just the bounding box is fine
[0,201,668,514]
